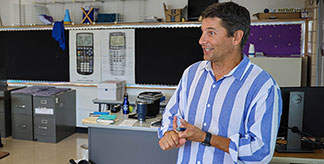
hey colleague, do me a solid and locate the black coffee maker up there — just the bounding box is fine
[137,92,163,117]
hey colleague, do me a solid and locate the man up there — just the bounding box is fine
[158,2,282,164]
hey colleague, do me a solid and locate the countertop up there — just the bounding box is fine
[83,111,162,132]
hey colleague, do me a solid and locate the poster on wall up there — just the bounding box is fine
[69,30,102,83]
[101,29,135,84]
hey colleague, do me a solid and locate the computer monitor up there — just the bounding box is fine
[277,87,324,152]
[187,0,218,21]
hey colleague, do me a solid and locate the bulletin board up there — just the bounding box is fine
[2,30,70,82]
[242,23,303,57]
[135,27,203,85]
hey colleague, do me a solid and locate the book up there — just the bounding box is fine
[96,115,117,124]
[89,111,109,117]
[82,117,98,124]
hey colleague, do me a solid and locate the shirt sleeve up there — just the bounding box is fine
[158,70,188,139]
[228,84,282,163]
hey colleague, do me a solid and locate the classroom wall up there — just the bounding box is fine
[0,0,10,26]
[0,0,306,127]
[0,0,305,26]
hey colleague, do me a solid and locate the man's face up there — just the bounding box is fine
[199,17,235,62]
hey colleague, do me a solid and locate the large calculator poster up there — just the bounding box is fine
[101,29,135,84]
[69,30,102,83]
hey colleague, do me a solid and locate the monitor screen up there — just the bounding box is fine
[188,0,218,21]
[279,87,324,138]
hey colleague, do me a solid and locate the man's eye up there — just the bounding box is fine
[208,32,215,36]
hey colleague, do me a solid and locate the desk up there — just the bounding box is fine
[272,149,324,164]
[84,112,178,164]
[85,113,324,164]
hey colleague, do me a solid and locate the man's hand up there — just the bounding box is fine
[159,116,186,150]
[178,119,230,153]
[178,119,206,143]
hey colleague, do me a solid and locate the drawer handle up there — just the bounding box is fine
[40,100,47,104]
[17,124,26,128]
[18,105,26,109]
[41,119,48,124]
[39,126,48,130]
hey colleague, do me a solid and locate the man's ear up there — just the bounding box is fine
[232,30,244,46]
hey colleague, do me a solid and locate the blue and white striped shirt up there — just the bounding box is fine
[158,55,282,164]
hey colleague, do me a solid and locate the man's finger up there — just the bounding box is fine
[180,118,189,127]
[173,116,178,131]
[159,139,168,150]
[165,136,177,149]
[176,138,187,148]
[170,132,179,145]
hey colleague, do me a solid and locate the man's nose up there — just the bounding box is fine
[199,33,206,45]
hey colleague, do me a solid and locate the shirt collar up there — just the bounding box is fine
[202,55,250,81]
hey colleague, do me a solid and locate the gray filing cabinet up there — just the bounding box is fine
[33,88,76,143]
[0,86,24,137]
[11,86,50,140]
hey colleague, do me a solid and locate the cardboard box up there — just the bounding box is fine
[97,80,126,100]
[254,12,301,20]
[163,3,182,22]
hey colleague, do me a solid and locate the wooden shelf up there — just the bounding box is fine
[33,0,107,5]
[0,19,309,31]
[7,81,97,88]
[7,81,177,90]
[251,18,309,22]
[0,21,202,31]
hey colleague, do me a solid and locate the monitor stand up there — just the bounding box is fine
[276,91,313,153]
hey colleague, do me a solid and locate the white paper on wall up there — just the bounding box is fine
[69,30,102,83]
[101,29,135,84]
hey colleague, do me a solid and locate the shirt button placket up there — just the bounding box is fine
[203,104,211,131]
[197,161,201,164]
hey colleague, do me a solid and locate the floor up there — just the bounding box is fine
[0,133,88,164]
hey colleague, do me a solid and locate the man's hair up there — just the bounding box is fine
[200,2,250,49]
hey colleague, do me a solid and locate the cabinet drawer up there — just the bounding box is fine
[33,97,55,110]
[34,116,55,137]
[11,94,33,115]
[12,115,33,140]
